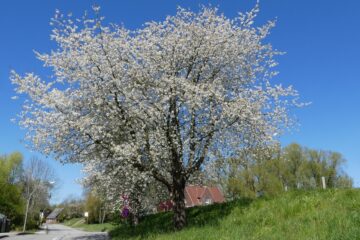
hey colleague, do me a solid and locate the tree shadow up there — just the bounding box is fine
[72,233,108,240]
[109,198,252,239]
[16,232,35,235]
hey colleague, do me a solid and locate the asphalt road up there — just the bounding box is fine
[4,224,108,240]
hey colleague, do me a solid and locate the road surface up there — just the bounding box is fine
[3,224,108,240]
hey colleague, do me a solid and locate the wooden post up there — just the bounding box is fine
[321,176,326,189]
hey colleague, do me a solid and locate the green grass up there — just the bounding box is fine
[63,218,84,227]
[63,218,116,232]
[109,189,360,240]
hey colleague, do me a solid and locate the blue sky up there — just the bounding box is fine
[1,0,359,203]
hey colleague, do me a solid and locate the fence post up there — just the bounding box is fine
[321,176,326,189]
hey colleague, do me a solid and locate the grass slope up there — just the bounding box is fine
[110,189,360,240]
[63,218,116,232]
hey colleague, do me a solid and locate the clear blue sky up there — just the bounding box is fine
[1,0,359,203]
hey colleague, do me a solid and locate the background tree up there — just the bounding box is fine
[306,149,325,188]
[57,196,85,222]
[205,143,353,200]
[84,191,102,224]
[22,157,55,231]
[12,4,303,229]
[0,152,24,227]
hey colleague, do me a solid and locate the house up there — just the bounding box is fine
[46,208,63,224]
[158,185,225,212]
[184,185,225,208]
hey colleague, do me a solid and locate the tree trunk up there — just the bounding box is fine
[131,213,139,226]
[172,176,186,230]
[23,198,30,232]
[101,209,106,224]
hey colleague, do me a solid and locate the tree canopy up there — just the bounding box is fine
[0,153,24,226]
[12,4,303,229]
[206,143,353,199]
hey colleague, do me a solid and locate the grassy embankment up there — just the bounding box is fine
[63,218,116,232]
[107,189,360,240]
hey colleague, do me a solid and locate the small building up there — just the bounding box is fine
[184,185,225,208]
[158,185,225,212]
[46,208,63,224]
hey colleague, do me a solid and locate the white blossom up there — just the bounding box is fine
[12,4,303,228]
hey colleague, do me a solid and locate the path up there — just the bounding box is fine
[1,224,108,240]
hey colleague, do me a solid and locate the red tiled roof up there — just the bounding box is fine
[207,186,225,203]
[185,185,225,207]
[157,185,225,211]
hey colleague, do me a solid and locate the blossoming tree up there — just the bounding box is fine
[12,4,303,229]
[81,156,168,225]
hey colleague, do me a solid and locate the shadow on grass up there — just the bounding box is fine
[15,232,35,236]
[109,198,252,239]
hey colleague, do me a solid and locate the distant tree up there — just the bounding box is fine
[205,143,353,199]
[334,175,353,188]
[207,146,283,199]
[22,157,55,231]
[306,149,325,188]
[283,143,306,189]
[326,152,344,188]
[57,196,85,222]
[84,191,101,224]
[0,153,24,226]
